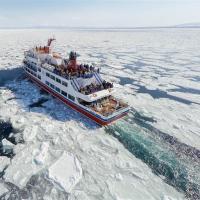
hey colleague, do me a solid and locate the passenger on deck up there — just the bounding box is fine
[49,56,101,81]
[102,80,113,89]
[78,79,113,94]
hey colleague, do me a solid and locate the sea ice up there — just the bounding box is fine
[33,142,49,165]
[2,138,14,147]
[0,183,8,196]
[4,142,51,188]
[0,29,195,199]
[47,151,82,193]
[0,157,10,172]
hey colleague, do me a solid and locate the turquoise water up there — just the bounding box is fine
[105,117,200,199]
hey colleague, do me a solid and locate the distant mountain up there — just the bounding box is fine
[175,23,200,28]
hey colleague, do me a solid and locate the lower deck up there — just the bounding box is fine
[79,97,128,117]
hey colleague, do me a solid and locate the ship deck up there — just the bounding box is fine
[40,63,113,96]
[89,97,128,117]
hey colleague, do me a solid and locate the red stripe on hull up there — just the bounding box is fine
[25,72,128,126]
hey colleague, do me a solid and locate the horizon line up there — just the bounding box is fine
[1,24,200,30]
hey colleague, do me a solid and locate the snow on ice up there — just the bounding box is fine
[0,183,8,196]
[1,28,199,199]
[47,151,82,193]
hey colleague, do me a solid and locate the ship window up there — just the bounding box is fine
[62,81,68,87]
[55,87,60,93]
[50,83,55,89]
[38,75,41,80]
[61,91,67,97]
[46,72,50,77]
[56,78,61,83]
[45,81,50,86]
[38,67,41,72]
[68,94,75,101]
[51,75,55,80]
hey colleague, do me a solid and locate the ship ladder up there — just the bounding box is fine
[71,79,79,91]
[94,72,103,84]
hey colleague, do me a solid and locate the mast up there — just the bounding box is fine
[47,38,56,47]
[46,37,56,54]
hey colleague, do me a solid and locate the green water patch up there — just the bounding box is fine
[105,120,200,199]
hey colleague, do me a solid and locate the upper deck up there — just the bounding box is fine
[24,57,115,103]
[24,40,114,102]
[43,62,114,101]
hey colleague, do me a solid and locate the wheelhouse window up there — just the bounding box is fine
[56,78,61,83]
[61,90,67,97]
[62,81,68,87]
[68,94,75,101]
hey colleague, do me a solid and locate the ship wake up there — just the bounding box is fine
[105,114,200,199]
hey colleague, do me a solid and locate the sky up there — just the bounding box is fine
[0,0,200,27]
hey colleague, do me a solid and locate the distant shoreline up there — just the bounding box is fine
[1,26,200,30]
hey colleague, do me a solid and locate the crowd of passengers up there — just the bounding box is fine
[79,80,114,95]
[53,64,100,79]
[84,96,124,116]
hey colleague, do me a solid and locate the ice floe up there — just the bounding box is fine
[1,28,198,199]
[47,151,82,193]
[0,182,8,196]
